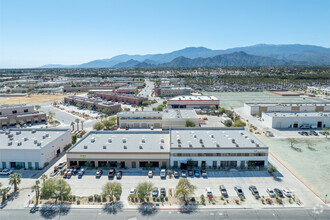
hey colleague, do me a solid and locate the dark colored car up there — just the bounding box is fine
[96,170,103,178]
[152,187,159,197]
[108,169,116,178]
[116,171,122,179]
[219,185,228,197]
[160,188,166,197]
[274,188,284,197]
[249,185,259,195]
[188,170,193,176]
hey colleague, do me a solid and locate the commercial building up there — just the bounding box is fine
[116,87,138,94]
[261,112,330,129]
[0,129,71,169]
[63,85,115,93]
[167,95,220,109]
[0,104,46,128]
[67,131,170,168]
[67,128,268,169]
[117,109,200,129]
[93,92,148,105]
[64,96,121,114]
[154,86,191,97]
[244,102,330,116]
[170,128,268,169]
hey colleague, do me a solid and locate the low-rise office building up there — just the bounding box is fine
[64,96,121,114]
[0,129,71,169]
[117,109,200,129]
[63,85,116,93]
[167,95,220,109]
[67,131,170,168]
[170,128,268,169]
[0,104,46,128]
[93,92,148,105]
[154,86,191,97]
[261,112,330,129]
[116,87,138,94]
[244,102,330,116]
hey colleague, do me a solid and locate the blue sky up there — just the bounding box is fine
[0,0,329,68]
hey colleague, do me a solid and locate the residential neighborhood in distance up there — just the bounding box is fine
[0,0,329,219]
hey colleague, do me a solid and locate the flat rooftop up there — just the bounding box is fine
[245,102,330,107]
[170,128,267,149]
[168,95,219,101]
[0,129,69,150]
[163,109,198,119]
[69,131,170,153]
[263,112,330,118]
[0,104,33,109]
[117,111,163,118]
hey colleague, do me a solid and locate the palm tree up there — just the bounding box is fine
[81,120,85,130]
[100,114,104,121]
[9,173,22,192]
[70,122,75,131]
[75,118,80,131]
[141,106,144,111]
[40,174,48,184]
[35,105,41,111]
[1,187,10,204]
[32,180,41,204]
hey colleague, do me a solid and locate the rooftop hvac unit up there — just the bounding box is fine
[139,145,143,149]
[250,139,255,143]
[84,145,88,149]
[32,130,36,133]
[216,144,220,148]
[8,141,12,146]
[235,144,239,147]
[16,131,21,135]
[37,142,41,146]
[177,138,181,143]
[240,132,244,135]
[103,145,106,149]
[91,137,95,143]
[199,138,203,143]
[193,135,197,138]
[8,134,13,138]
[160,138,164,143]
[42,135,46,139]
[122,138,126,143]
[17,141,22,146]
[178,144,182,148]
[9,137,13,141]
[45,133,49,137]
[141,138,146,143]
[231,139,235,143]
[160,145,164,149]
[210,134,214,138]
[108,138,112,143]
[256,144,260,147]
[123,145,127,149]
[201,144,205,148]
[24,137,28,141]
[34,139,38,144]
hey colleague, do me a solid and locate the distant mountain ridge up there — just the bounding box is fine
[39,44,330,68]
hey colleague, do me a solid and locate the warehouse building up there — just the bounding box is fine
[67,131,170,168]
[93,92,148,105]
[244,102,330,116]
[117,109,200,129]
[167,95,220,109]
[154,86,191,97]
[0,104,46,128]
[261,112,330,129]
[0,129,71,169]
[170,128,268,169]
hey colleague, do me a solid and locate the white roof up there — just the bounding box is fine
[168,95,219,101]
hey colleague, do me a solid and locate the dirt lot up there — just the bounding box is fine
[0,94,78,105]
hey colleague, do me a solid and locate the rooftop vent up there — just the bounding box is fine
[256,144,260,147]
[24,137,28,141]
[8,134,13,138]
[103,145,106,149]
[84,145,88,149]
[210,134,214,139]
[201,144,205,148]
[16,131,21,135]
[250,139,255,143]
[231,139,235,143]
[178,144,182,148]
[45,133,49,137]
[8,141,12,146]
[199,138,203,143]
[141,138,146,143]
[240,132,244,135]
[139,145,143,149]
[37,142,41,146]
[34,139,38,144]
[193,135,197,139]
[108,138,112,143]
[177,138,181,144]
[160,138,164,143]
[91,137,95,143]
[32,129,36,133]
[122,138,126,143]
[123,145,127,149]
[160,145,164,149]
[236,144,239,148]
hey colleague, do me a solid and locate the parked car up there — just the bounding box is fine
[108,168,116,178]
[206,187,213,199]
[160,188,166,196]
[116,171,122,179]
[188,170,194,176]
[249,185,259,195]
[181,170,187,177]
[152,187,159,197]
[77,170,84,178]
[266,188,275,197]
[282,188,292,197]
[63,171,68,178]
[67,169,72,178]
[174,171,179,178]
[129,188,136,196]
[72,169,78,175]
[95,170,103,178]
[219,185,228,197]
[300,124,310,129]
[160,169,166,178]
[0,169,13,175]
[201,170,207,177]
[194,170,200,177]
[60,168,67,175]
[274,188,283,197]
[148,171,153,178]
[80,168,85,174]
[234,186,244,196]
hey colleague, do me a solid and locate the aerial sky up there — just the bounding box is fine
[0,0,329,68]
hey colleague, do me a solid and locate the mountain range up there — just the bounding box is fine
[39,44,330,68]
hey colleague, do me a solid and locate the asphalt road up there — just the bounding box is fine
[0,207,329,220]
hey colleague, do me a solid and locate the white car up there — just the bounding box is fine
[0,169,13,175]
[266,188,275,197]
[129,188,136,196]
[282,188,292,197]
[160,169,166,178]
[148,171,153,178]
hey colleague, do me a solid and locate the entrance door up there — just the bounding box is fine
[317,121,322,128]
[201,161,206,168]
[293,123,298,128]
